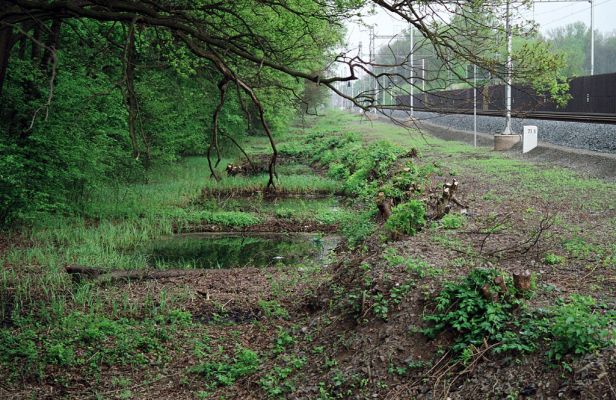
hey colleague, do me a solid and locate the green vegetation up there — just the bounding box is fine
[0,305,192,381]
[1,0,614,396]
[191,346,261,389]
[422,269,538,356]
[440,213,466,230]
[423,269,615,365]
[547,295,615,365]
[385,200,427,236]
[543,252,565,265]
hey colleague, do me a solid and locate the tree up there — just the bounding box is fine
[544,22,616,76]
[0,0,574,212]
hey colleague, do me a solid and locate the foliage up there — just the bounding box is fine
[422,269,538,356]
[542,252,565,265]
[382,248,440,277]
[423,270,616,364]
[258,300,290,320]
[440,213,465,230]
[340,208,377,247]
[547,295,615,364]
[385,200,426,236]
[191,346,261,388]
[0,307,190,381]
[512,39,571,107]
[0,4,344,225]
[546,22,616,76]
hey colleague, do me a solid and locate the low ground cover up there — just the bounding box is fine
[1,111,614,399]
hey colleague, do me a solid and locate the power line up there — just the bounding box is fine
[542,0,614,27]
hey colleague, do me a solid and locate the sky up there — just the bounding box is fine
[343,0,616,56]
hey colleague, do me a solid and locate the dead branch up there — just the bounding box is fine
[65,265,203,284]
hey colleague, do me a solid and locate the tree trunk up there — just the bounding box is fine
[30,24,41,61]
[41,19,62,68]
[0,25,13,98]
[124,22,139,159]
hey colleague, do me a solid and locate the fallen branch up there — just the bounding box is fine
[65,265,203,283]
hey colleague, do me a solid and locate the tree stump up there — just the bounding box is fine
[376,192,393,220]
[513,269,532,294]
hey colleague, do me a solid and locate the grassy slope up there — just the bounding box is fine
[0,111,614,399]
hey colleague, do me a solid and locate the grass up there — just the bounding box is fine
[200,173,341,196]
[197,197,353,225]
[2,110,615,397]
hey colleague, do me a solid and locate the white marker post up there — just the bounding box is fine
[523,125,538,153]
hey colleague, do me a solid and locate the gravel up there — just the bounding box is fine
[391,110,616,154]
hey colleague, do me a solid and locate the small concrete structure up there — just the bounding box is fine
[494,134,521,151]
[522,126,538,153]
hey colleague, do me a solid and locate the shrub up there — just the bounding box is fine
[440,213,465,229]
[547,295,615,363]
[340,208,377,247]
[422,269,538,356]
[385,200,426,236]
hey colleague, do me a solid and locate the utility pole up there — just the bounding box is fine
[369,27,377,113]
[410,26,414,118]
[502,0,513,135]
[473,64,477,147]
[422,58,426,107]
[358,41,362,112]
[590,0,594,75]
[422,58,425,93]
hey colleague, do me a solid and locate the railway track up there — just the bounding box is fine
[408,108,616,124]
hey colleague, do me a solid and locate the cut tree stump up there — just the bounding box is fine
[493,275,508,294]
[376,192,393,220]
[431,179,468,220]
[513,269,532,294]
[65,265,203,284]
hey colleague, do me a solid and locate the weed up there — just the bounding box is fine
[383,248,439,278]
[543,253,565,265]
[385,200,426,236]
[273,328,296,354]
[440,213,465,230]
[372,293,389,320]
[422,269,538,356]
[0,307,189,381]
[547,295,615,365]
[340,208,377,248]
[563,236,598,259]
[259,355,305,397]
[258,300,289,320]
[191,346,260,389]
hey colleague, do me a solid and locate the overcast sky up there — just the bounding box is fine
[343,0,616,55]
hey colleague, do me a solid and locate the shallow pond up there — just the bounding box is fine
[148,232,339,269]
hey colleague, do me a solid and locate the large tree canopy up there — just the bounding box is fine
[0,0,570,224]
